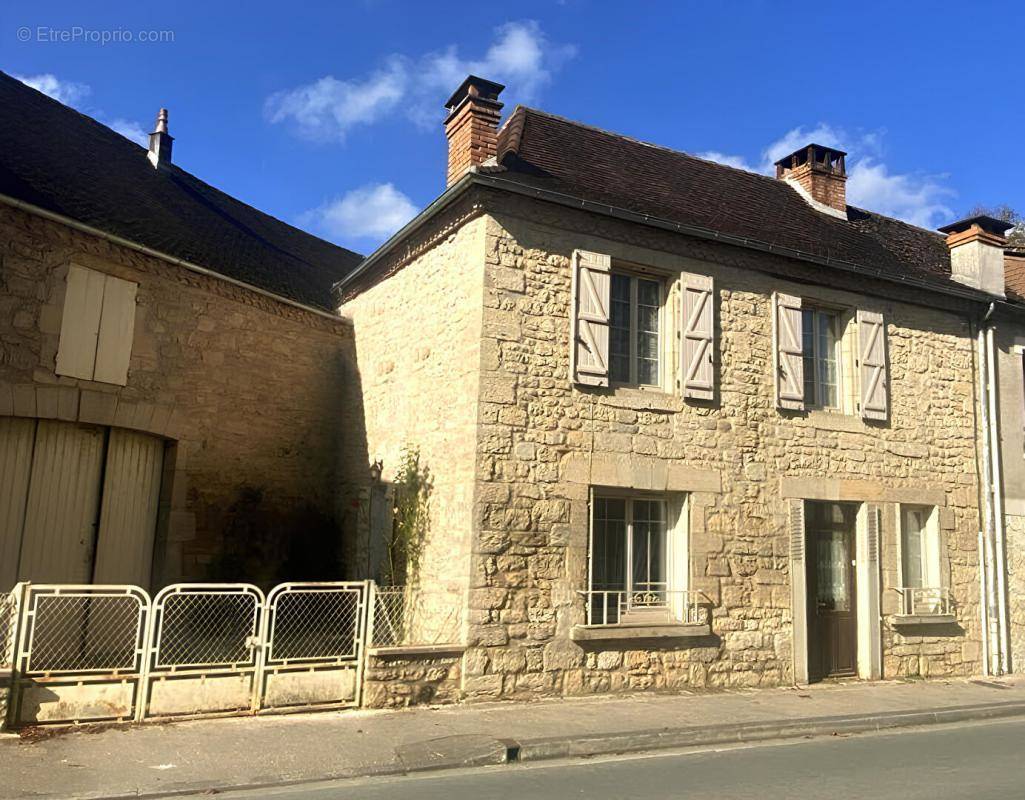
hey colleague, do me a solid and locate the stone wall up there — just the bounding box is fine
[460,195,984,699]
[0,205,353,587]
[362,649,464,708]
[338,213,486,612]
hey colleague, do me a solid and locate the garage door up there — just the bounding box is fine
[0,418,164,591]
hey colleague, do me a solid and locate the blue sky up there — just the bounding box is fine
[4,1,1023,254]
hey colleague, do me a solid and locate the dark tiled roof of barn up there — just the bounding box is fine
[0,72,362,311]
[494,107,980,295]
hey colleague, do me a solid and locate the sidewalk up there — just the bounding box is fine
[3,676,1025,800]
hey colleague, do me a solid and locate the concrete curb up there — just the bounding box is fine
[82,700,1025,800]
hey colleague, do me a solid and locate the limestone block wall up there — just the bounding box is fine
[0,205,353,586]
[339,213,487,613]
[362,650,463,708]
[462,196,983,699]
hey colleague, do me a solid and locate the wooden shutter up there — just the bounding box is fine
[93,275,138,386]
[788,500,809,685]
[773,292,804,410]
[55,265,105,380]
[858,309,888,421]
[570,250,611,387]
[680,273,714,400]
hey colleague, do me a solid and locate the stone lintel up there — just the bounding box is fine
[779,477,946,507]
[560,452,721,494]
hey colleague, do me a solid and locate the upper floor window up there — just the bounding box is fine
[802,307,842,409]
[56,265,138,386]
[610,273,662,386]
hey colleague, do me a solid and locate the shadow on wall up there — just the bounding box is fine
[205,485,346,587]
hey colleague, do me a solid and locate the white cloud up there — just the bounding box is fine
[699,125,955,228]
[264,58,406,143]
[266,20,575,141]
[15,73,90,106]
[14,73,151,149]
[300,183,418,243]
[107,118,149,146]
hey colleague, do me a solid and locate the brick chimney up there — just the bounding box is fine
[444,76,504,187]
[147,108,173,169]
[938,215,1013,297]
[775,144,847,217]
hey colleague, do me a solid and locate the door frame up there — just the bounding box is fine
[790,499,882,684]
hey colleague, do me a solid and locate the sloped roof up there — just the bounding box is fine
[0,72,362,311]
[494,107,973,295]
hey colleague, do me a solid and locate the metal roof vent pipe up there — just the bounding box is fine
[147,108,174,169]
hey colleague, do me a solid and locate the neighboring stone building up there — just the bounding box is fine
[0,73,363,590]
[338,76,1025,696]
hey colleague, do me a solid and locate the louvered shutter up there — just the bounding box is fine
[680,273,714,400]
[773,292,804,410]
[570,250,611,387]
[788,500,809,685]
[858,309,888,421]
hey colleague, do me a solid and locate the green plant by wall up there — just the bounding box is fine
[381,446,431,587]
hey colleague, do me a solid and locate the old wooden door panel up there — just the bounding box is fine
[806,503,858,680]
[0,418,36,590]
[18,421,106,584]
[92,429,164,586]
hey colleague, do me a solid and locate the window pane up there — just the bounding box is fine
[593,498,626,591]
[636,278,660,386]
[802,309,816,404]
[902,508,924,589]
[631,500,667,595]
[610,275,631,383]
[817,312,839,408]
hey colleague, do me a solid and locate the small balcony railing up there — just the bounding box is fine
[893,586,953,617]
[578,588,710,627]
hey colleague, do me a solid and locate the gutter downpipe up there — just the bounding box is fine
[986,322,1011,674]
[977,320,998,675]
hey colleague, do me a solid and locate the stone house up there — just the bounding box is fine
[337,76,1025,696]
[0,72,363,591]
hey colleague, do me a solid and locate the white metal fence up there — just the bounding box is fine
[4,580,372,727]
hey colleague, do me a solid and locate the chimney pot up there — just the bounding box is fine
[147,108,174,169]
[774,143,847,216]
[444,75,504,187]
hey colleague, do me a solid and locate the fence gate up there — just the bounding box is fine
[9,585,150,725]
[259,582,368,712]
[142,584,264,719]
[5,580,371,727]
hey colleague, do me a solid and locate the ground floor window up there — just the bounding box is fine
[588,493,687,625]
[898,505,944,614]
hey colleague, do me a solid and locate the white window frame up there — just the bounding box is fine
[802,305,845,410]
[608,269,666,389]
[587,490,689,600]
[896,504,941,590]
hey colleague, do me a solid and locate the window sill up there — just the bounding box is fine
[570,623,711,642]
[890,614,957,627]
[599,386,680,413]
[793,409,865,433]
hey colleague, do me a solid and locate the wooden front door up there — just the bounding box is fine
[806,502,858,680]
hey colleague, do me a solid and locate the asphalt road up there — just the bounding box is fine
[209,717,1025,800]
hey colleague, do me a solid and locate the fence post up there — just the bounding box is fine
[252,591,270,714]
[1,583,28,731]
[133,588,155,723]
[357,580,376,708]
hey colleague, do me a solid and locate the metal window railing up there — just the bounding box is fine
[894,586,953,616]
[370,586,462,647]
[578,589,711,627]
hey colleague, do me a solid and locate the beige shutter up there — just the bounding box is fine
[55,266,105,380]
[93,275,138,386]
[93,429,164,586]
[773,292,804,410]
[858,309,888,421]
[18,421,105,584]
[570,250,611,387]
[0,418,36,591]
[680,273,714,400]
[788,500,808,684]
[861,504,883,679]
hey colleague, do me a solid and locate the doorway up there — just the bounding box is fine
[806,501,859,680]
